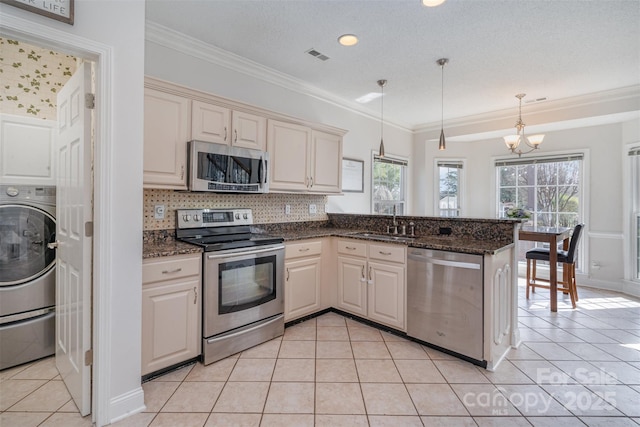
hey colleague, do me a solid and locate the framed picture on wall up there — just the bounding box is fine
[342,158,364,193]
[1,0,74,25]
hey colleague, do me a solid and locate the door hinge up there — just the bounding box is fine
[84,349,93,366]
[85,93,95,109]
[85,221,93,237]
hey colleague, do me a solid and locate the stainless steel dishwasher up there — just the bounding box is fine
[407,248,484,361]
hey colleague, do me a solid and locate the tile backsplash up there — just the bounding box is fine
[144,189,329,230]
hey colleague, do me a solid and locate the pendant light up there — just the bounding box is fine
[377,79,387,157]
[503,93,545,157]
[437,58,448,151]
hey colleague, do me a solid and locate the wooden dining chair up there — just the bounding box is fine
[525,223,584,308]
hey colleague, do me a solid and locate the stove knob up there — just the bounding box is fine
[193,214,201,222]
[183,214,191,222]
[243,213,248,219]
[235,213,240,220]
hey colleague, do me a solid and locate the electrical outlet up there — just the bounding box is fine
[285,204,291,215]
[309,204,317,214]
[154,204,165,220]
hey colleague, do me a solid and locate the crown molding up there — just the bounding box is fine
[146,21,638,136]
[145,21,413,132]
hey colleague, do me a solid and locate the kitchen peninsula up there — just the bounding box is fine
[143,213,520,373]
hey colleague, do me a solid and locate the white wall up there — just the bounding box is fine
[0,1,146,425]
[144,40,414,215]
[414,118,640,292]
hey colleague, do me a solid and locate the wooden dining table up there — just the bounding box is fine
[519,226,572,312]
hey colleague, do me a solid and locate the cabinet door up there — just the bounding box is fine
[232,111,266,151]
[143,88,190,189]
[141,278,200,375]
[367,261,405,330]
[267,120,310,191]
[337,256,367,317]
[0,114,56,186]
[285,257,321,321]
[191,100,230,144]
[310,130,342,193]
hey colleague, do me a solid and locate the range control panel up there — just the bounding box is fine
[176,208,253,229]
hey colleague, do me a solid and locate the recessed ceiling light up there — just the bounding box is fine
[422,0,446,6]
[338,34,359,46]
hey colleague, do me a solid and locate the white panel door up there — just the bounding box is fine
[55,62,92,416]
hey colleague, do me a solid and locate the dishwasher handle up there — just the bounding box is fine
[409,251,481,270]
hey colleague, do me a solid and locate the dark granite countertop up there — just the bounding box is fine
[143,239,203,259]
[143,225,513,258]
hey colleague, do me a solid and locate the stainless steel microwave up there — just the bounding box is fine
[188,140,269,193]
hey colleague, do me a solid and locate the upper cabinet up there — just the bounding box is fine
[0,114,56,186]
[192,101,266,151]
[143,87,190,190]
[143,77,345,192]
[267,120,343,193]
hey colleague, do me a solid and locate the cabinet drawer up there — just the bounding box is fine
[337,239,367,257]
[368,243,406,264]
[143,254,201,284]
[286,240,322,259]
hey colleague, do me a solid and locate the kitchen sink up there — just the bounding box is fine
[346,232,415,243]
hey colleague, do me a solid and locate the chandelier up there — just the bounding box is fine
[504,93,544,157]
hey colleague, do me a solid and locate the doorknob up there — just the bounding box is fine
[47,241,59,249]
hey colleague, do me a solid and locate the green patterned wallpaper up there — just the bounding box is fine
[0,38,78,120]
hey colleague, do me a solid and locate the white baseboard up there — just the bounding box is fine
[109,387,145,424]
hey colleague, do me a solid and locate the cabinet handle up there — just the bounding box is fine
[360,265,366,282]
[310,176,314,187]
[298,247,310,252]
[224,127,228,141]
[193,287,197,304]
[161,268,182,274]
[345,246,356,250]
[368,266,373,282]
[286,268,290,281]
[180,165,185,180]
[234,129,238,142]
[379,251,392,256]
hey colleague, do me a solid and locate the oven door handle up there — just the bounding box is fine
[206,314,284,344]
[205,244,285,260]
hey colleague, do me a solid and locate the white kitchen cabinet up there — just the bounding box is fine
[142,254,201,376]
[143,87,190,189]
[336,239,406,330]
[192,100,266,151]
[267,120,342,193]
[0,114,56,186]
[284,240,322,321]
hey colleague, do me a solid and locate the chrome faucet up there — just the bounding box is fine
[388,204,398,234]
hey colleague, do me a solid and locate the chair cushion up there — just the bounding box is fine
[525,248,570,263]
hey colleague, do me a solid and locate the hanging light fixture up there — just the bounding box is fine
[504,93,545,157]
[437,58,448,151]
[377,79,387,157]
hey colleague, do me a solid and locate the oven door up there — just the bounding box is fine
[203,244,284,337]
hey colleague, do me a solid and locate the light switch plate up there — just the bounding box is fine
[154,204,165,220]
[309,204,317,214]
[285,204,291,215]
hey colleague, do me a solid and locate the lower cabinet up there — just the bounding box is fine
[337,239,406,330]
[142,253,201,376]
[284,240,322,321]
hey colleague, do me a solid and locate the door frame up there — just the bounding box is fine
[1,14,114,427]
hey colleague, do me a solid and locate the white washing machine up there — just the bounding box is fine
[0,184,56,370]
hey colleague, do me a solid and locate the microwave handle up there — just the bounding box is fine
[261,156,267,184]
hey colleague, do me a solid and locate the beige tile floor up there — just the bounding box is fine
[2,280,640,427]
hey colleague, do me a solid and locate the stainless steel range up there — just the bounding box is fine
[176,208,284,365]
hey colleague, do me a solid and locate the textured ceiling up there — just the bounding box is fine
[145,0,640,130]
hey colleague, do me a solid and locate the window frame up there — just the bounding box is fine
[434,158,465,217]
[628,144,640,282]
[493,150,589,272]
[371,151,408,215]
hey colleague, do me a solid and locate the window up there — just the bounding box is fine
[437,160,463,217]
[630,147,640,280]
[496,154,584,266]
[496,154,583,227]
[372,154,407,215]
